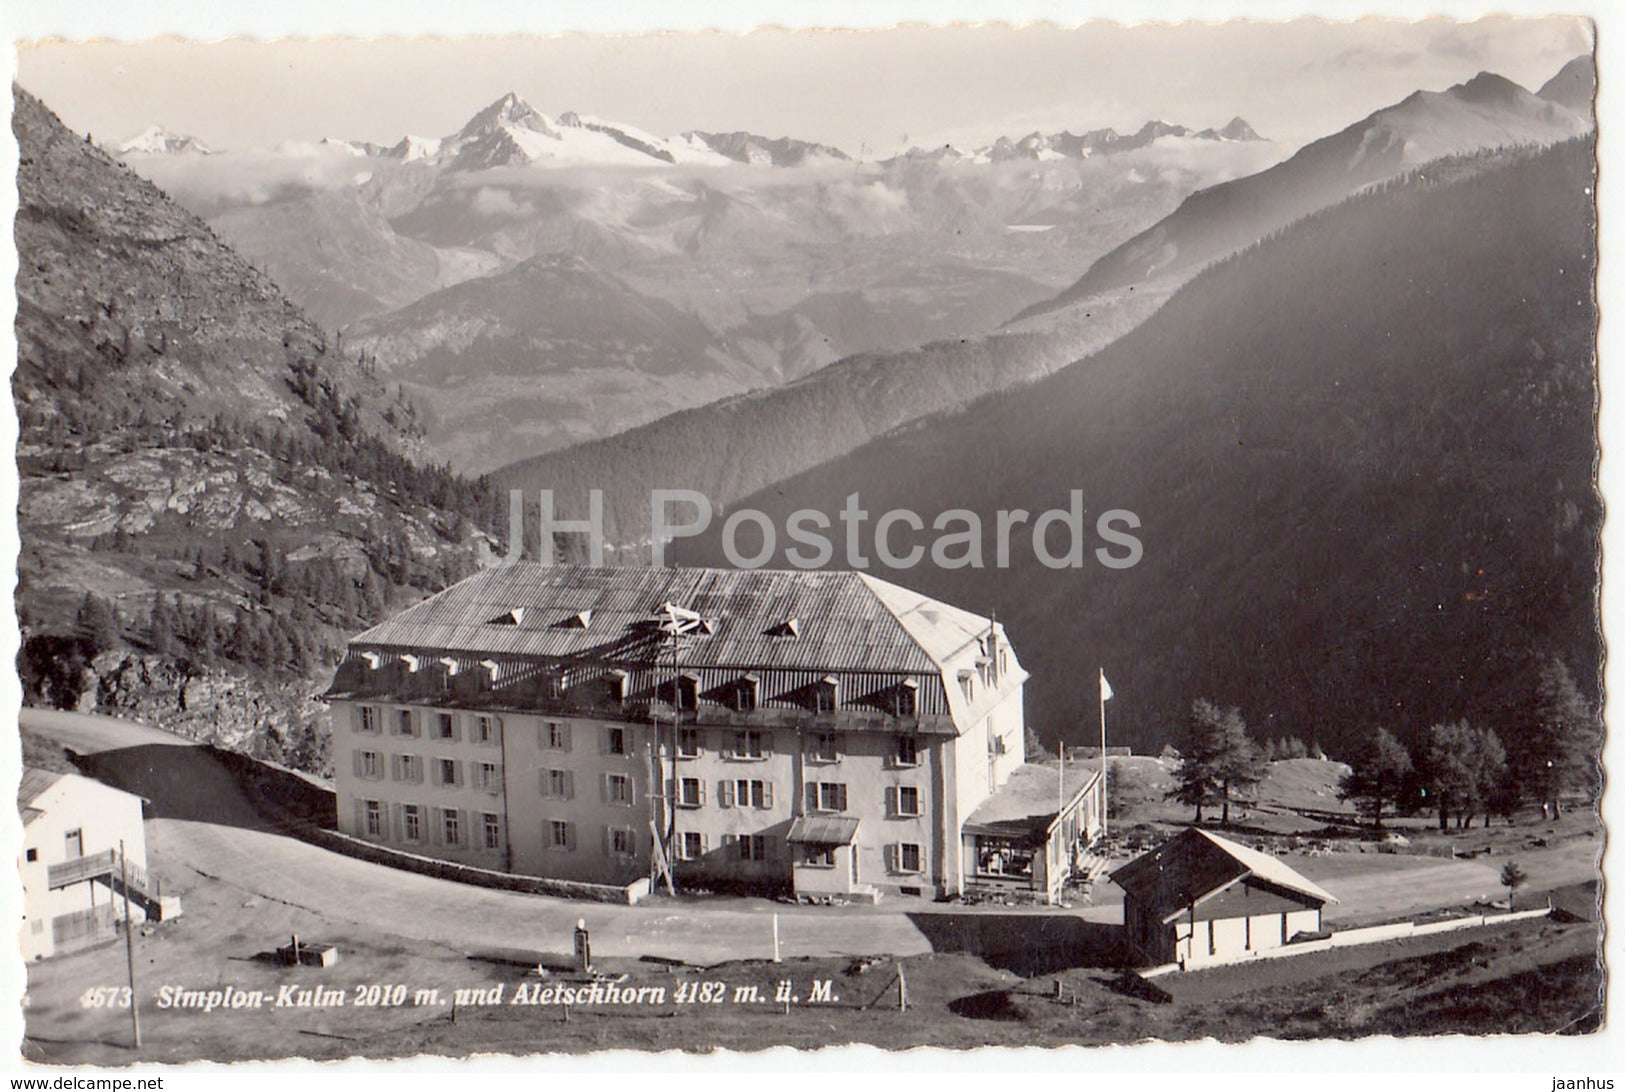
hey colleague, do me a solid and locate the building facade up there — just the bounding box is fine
[19,768,153,960]
[325,565,1029,901]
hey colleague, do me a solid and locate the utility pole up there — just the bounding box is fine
[119,840,140,1049]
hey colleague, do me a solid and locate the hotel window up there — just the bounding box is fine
[725,778,773,810]
[356,750,383,780]
[608,827,636,857]
[677,728,702,758]
[364,800,383,837]
[482,812,501,850]
[438,758,460,787]
[441,808,461,846]
[676,777,705,808]
[435,713,456,740]
[605,773,634,806]
[358,706,379,734]
[403,805,422,842]
[396,708,417,737]
[544,769,575,800]
[810,732,842,763]
[894,735,918,767]
[732,730,767,759]
[807,782,848,813]
[814,677,838,713]
[891,785,921,818]
[891,843,922,873]
[681,832,705,861]
[476,762,500,793]
[735,675,759,712]
[392,754,424,783]
[544,721,571,752]
[606,726,628,756]
[737,835,767,861]
[475,716,495,744]
[549,820,574,851]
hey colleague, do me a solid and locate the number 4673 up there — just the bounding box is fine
[79,986,132,1008]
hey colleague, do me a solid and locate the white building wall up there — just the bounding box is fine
[20,776,148,961]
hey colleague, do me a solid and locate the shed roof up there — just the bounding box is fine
[963,760,1102,842]
[786,816,862,845]
[18,766,63,823]
[1110,828,1336,922]
[349,565,997,676]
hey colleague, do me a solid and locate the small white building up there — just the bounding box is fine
[1112,827,1336,970]
[18,767,168,961]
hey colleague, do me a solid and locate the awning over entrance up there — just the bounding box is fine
[786,816,861,845]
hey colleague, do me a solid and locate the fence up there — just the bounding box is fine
[1142,904,1554,976]
[51,903,117,952]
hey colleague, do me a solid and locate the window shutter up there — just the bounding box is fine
[718,780,733,808]
[600,728,611,755]
[701,835,710,855]
[885,843,897,872]
[564,823,576,852]
[762,782,774,810]
[837,784,849,812]
[760,732,773,756]
[414,759,424,784]
[627,829,637,856]
[698,779,707,805]
[561,723,572,752]
[431,810,443,846]
[805,783,819,812]
[564,771,575,800]
[352,798,364,833]
[390,755,401,781]
[536,724,548,749]
[602,826,612,856]
[352,750,364,778]
[601,772,611,804]
[885,786,896,816]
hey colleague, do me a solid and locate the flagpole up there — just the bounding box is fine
[1099,670,1109,843]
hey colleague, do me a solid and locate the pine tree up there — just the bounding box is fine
[1168,699,1263,825]
[1337,726,1413,830]
[1521,658,1601,820]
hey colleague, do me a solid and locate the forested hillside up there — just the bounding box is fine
[14,86,504,770]
[676,139,1600,760]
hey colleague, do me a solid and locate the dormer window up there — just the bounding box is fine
[958,669,976,701]
[606,669,629,703]
[815,676,838,714]
[361,651,381,670]
[479,659,500,689]
[401,654,422,673]
[736,674,759,712]
[768,617,800,638]
[438,657,459,676]
[572,609,593,629]
[893,679,918,718]
[488,608,525,626]
[677,673,699,711]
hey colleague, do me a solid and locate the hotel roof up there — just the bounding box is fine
[350,565,1001,676]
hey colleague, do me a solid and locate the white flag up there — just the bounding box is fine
[1099,670,1114,702]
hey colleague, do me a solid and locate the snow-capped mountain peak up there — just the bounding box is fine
[115,125,214,156]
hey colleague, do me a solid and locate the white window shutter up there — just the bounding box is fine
[885,843,897,872]
[565,823,576,852]
[806,783,819,812]
[601,772,611,803]
[885,786,896,816]
[602,827,612,856]
[762,782,774,810]
[718,780,732,808]
[698,779,707,805]
[564,771,575,800]
[352,750,363,778]
[562,723,572,752]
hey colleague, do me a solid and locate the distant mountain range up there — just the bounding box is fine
[675,136,1600,760]
[110,91,1277,470]
[494,59,1594,552]
[116,89,1259,170]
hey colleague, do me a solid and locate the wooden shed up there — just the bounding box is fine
[1111,828,1336,970]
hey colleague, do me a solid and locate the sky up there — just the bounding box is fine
[13,16,1592,157]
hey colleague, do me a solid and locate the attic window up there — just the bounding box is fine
[677,673,700,711]
[438,656,460,676]
[488,608,525,626]
[736,674,760,713]
[958,669,976,701]
[361,652,381,670]
[479,659,500,688]
[606,669,629,702]
[893,679,918,718]
[401,654,422,673]
[815,676,838,714]
[769,618,800,638]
